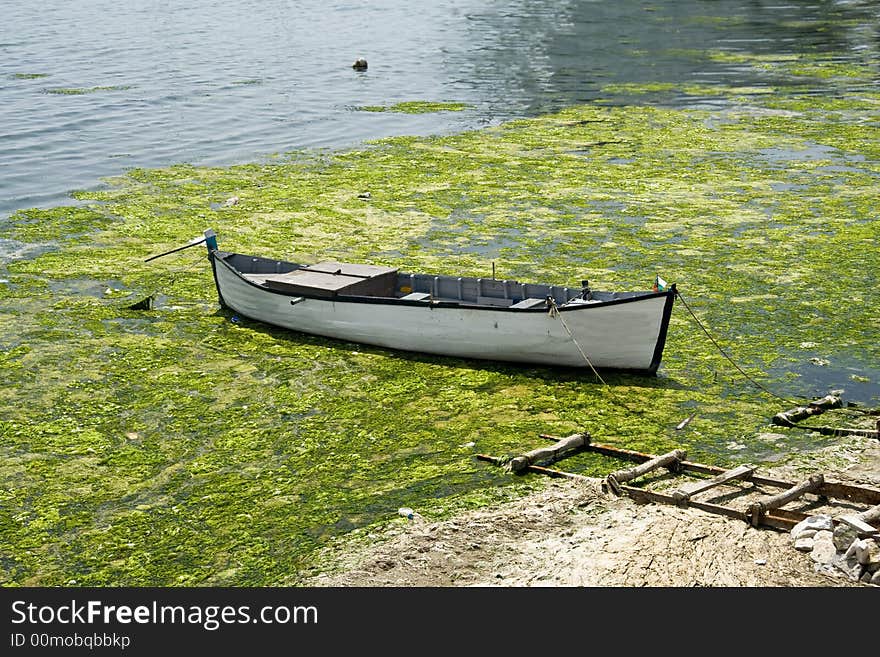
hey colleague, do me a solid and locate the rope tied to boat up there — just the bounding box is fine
[674,289,799,407]
[547,298,606,385]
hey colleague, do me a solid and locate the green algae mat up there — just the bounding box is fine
[1,56,879,585]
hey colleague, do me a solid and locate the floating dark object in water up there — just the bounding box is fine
[126,295,155,311]
[352,57,368,70]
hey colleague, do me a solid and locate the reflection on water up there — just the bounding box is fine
[1,0,878,219]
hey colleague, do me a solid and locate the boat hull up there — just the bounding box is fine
[209,252,675,373]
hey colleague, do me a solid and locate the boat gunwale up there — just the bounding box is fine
[211,249,676,312]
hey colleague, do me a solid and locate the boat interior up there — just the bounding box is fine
[221,251,646,308]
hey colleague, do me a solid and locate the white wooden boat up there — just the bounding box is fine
[203,229,676,373]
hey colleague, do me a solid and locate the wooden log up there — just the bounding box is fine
[773,407,823,426]
[675,414,695,431]
[746,474,824,527]
[858,502,880,525]
[509,432,590,472]
[809,394,844,411]
[604,449,686,495]
[670,464,756,503]
[772,395,842,426]
[475,454,594,482]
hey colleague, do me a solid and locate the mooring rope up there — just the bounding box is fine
[674,290,799,406]
[547,298,607,386]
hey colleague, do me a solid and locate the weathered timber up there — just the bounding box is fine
[620,484,748,522]
[787,424,879,439]
[542,433,880,504]
[621,484,809,531]
[746,475,825,527]
[670,464,756,504]
[818,480,880,506]
[476,454,593,482]
[772,395,842,427]
[770,395,878,439]
[483,434,880,532]
[675,414,695,431]
[834,502,880,535]
[835,514,879,536]
[539,434,793,488]
[604,449,686,495]
[509,432,590,472]
[858,502,880,525]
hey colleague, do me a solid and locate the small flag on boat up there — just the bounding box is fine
[652,274,668,293]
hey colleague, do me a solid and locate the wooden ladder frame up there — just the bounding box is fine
[478,432,880,533]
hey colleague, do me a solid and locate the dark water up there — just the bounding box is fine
[2,0,878,221]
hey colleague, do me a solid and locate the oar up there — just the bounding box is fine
[144,236,207,262]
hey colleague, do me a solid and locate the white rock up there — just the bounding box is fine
[791,515,834,540]
[832,552,863,581]
[794,528,817,542]
[872,570,880,586]
[810,532,838,565]
[844,538,859,559]
[855,539,880,567]
[794,537,815,552]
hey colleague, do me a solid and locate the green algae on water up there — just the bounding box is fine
[44,85,133,95]
[2,55,879,586]
[358,101,470,114]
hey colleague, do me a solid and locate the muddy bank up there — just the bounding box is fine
[295,438,880,587]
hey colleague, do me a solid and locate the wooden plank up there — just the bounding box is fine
[399,292,431,301]
[526,434,880,529]
[620,485,802,531]
[573,437,880,501]
[817,481,880,506]
[670,464,755,503]
[836,514,880,536]
[618,485,748,523]
[306,261,398,279]
[510,297,548,310]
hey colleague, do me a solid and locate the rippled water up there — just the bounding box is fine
[1,0,878,220]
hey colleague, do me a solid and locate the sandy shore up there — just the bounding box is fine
[297,437,880,587]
